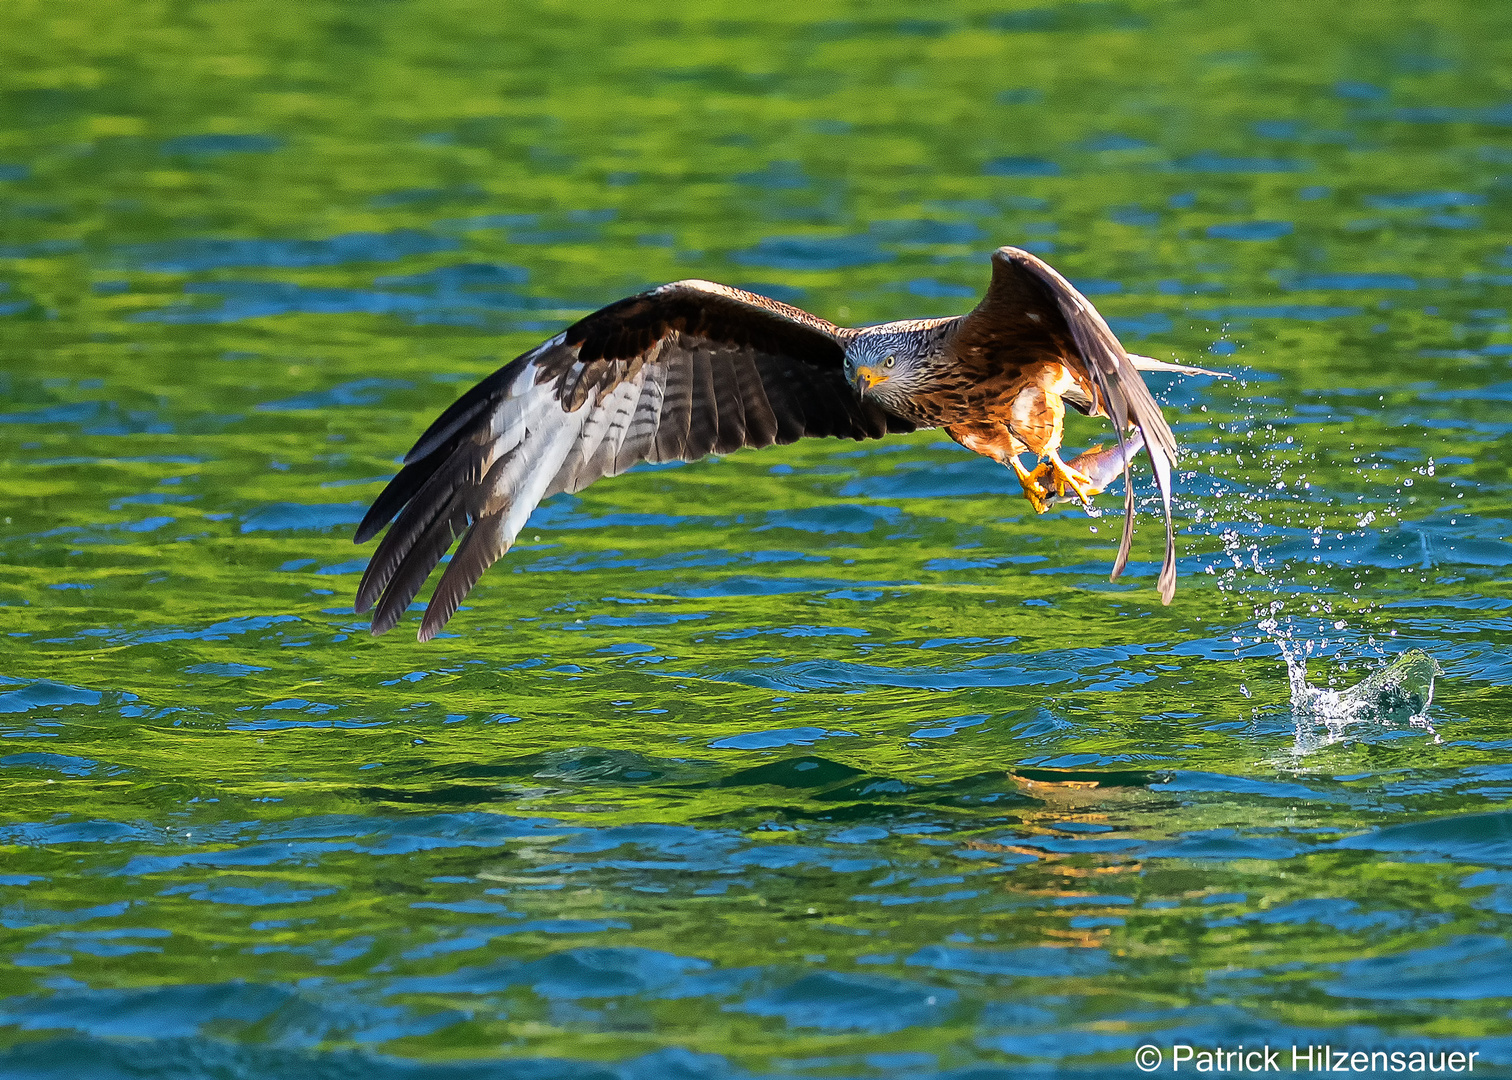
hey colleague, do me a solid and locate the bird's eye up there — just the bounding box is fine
[884,355,896,368]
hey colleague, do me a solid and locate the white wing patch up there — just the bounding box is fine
[552,374,646,496]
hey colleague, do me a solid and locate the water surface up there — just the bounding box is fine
[3,1,1512,1076]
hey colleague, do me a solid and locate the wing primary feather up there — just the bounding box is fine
[1145,436,1178,604]
[355,456,446,546]
[416,419,584,640]
[1107,422,1136,583]
[369,498,468,636]
[420,516,500,642]
[357,370,557,615]
[1122,383,1177,604]
[356,438,482,613]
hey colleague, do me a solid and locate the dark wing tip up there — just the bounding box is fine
[353,510,388,547]
[416,518,503,643]
[368,602,406,638]
[354,567,383,615]
[1159,544,1177,605]
[990,245,1052,277]
[1109,433,1136,584]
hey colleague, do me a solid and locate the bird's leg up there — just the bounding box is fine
[1007,452,1052,513]
[1006,385,1099,509]
[945,423,1053,513]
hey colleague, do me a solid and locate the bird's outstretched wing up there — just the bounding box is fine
[959,246,1181,603]
[354,280,913,640]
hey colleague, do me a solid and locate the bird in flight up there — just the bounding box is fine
[354,245,1219,640]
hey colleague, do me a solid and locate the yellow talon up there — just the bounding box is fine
[1028,449,1102,509]
[1008,454,1053,514]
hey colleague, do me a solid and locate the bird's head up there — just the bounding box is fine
[843,331,922,408]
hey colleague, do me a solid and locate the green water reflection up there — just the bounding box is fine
[2,1,1511,1076]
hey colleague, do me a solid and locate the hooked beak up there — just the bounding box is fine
[853,366,888,396]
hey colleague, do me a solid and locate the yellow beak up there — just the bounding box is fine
[855,366,888,393]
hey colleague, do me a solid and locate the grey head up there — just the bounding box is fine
[843,320,948,412]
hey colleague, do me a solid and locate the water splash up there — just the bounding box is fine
[1292,646,1440,720]
[1266,627,1445,751]
[1197,376,1446,755]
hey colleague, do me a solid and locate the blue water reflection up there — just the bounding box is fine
[118,230,459,273]
[5,0,1512,1076]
